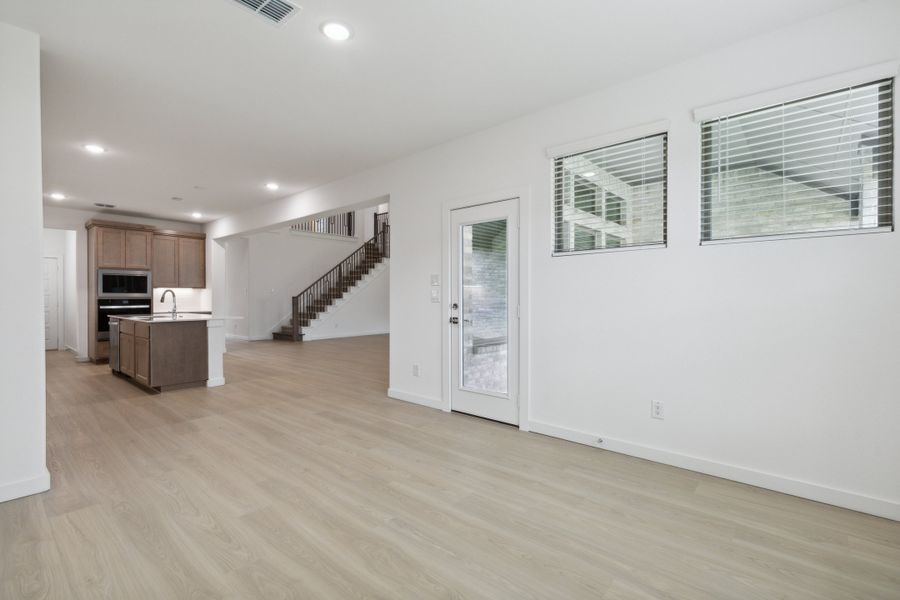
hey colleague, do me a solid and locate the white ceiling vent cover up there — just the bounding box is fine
[231,0,300,25]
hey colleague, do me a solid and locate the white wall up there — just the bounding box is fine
[304,262,390,341]
[151,288,210,314]
[245,231,365,340]
[223,236,249,338]
[207,1,900,519]
[42,205,208,358]
[0,22,49,503]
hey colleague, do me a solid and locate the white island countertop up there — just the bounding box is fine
[115,312,219,323]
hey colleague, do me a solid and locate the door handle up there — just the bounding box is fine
[449,316,459,325]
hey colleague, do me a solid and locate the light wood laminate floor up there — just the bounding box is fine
[2,335,899,599]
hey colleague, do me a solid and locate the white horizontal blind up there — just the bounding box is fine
[701,79,894,242]
[553,133,667,254]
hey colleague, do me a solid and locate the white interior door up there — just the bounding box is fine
[43,257,59,350]
[449,198,519,424]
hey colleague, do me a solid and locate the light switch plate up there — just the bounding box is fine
[430,288,440,303]
[430,274,440,286]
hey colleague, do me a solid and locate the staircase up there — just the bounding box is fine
[273,217,389,341]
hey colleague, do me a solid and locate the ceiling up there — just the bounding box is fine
[0,0,858,223]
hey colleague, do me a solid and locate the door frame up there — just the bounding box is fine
[42,255,64,351]
[441,187,532,431]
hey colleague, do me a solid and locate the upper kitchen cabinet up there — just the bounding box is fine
[152,235,178,288]
[88,220,206,288]
[95,226,125,268]
[153,231,206,289]
[91,222,155,269]
[125,230,153,269]
[177,236,206,288]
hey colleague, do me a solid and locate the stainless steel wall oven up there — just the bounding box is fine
[97,298,152,341]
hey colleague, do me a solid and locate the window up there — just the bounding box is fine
[574,224,597,251]
[553,133,667,254]
[701,79,894,242]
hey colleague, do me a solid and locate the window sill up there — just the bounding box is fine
[700,226,893,246]
[552,242,666,257]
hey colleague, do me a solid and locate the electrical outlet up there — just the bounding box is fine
[430,288,440,303]
[412,364,420,377]
[651,400,664,420]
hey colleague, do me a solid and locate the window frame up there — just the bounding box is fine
[550,130,669,257]
[699,78,895,245]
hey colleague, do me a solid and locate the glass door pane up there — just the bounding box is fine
[461,219,508,395]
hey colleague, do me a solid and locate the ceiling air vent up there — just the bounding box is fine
[94,202,116,208]
[231,0,300,25]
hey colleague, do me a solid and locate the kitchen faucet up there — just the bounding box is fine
[159,289,177,318]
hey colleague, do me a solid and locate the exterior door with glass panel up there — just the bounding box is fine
[449,199,518,424]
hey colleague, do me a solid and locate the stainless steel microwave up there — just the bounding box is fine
[97,269,152,298]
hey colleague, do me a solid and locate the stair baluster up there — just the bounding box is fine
[279,223,389,342]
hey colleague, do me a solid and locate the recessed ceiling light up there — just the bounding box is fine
[50,192,66,201]
[265,182,280,191]
[583,171,596,178]
[83,144,106,154]
[321,22,351,41]
[192,212,203,219]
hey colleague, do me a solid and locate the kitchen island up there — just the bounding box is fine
[109,313,227,392]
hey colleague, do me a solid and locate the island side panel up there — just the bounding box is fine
[149,321,208,388]
[206,319,225,387]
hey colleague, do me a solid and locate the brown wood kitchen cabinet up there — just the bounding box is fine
[152,235,178,288]
[177,236,206,288]
[96,227,125,268]
[153,232,205,289]
[125,230,153,269]
[134,321,151,386]
[119,332,134,376]
[94,224,154,269]
[113,317,207,391]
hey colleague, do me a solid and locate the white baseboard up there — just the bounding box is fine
[304,328,390,341]
[226,334,250,341]
[0,468,51,504]
[64,346,89,362]
[529,421,900,522]
[387,388,444,410]
[207,377,225,388]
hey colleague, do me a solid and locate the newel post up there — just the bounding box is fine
[291,296,299,342]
